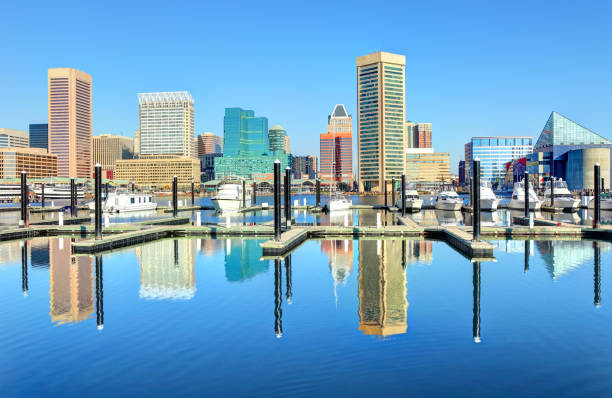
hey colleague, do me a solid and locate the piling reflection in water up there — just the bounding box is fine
[358,239,408,336]
[136,239,196,300]
[473,262,481,343]
[95,254,104,330]
[274,259,283,338]
[285,255,292,304]
[21,241,28,296]
[524,240,530,273]
[49,238,94,324]
[594,242,601,307]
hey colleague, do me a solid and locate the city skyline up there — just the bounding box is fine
[1,1,611,172]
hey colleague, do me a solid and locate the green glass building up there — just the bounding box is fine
[268,125,287,153]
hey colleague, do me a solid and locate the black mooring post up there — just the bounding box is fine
[285,167,291,226]
[285,254,292,304]
[551,177,555,208]
[594,241,601,307]
[104,182,108,200]
[402,239,406,269]
[524,171,530,218]
[252,183,257,205]
[172,176,178,218]
[191,179,195,207]
[524,240,530,273]
[316,178,321,208]
[94,164,102,239]
[131,182,135,194]
[242,179,246,209]
[41,183,45,208]
[20,171,27,227]
[473,159,481,241]
[384,179,388,207]
[391,178,396,208]
[473,261,481,343]
[21,242,28,295]
[401,174,406,216]
[594,163,601,228]
[602,177,605,193]
[274,160,281,241]
[95,254,104,330]
[274,258,283,338]
[70,177,76,217]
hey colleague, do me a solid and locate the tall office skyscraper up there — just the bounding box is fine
[93,134,134,173]
[283,135,291,154]
[195,132,223,157]
[48,68,92,177]
[320,104,353,185]
[134,130,140,157]
[356,52,406,192]
[138,91,194,158]
[29,124,48,150]
[404,121,416,148]
[223,108,269,157]
[414,123,432,148]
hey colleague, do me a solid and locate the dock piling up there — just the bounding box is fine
[594,163,601,228]
[285,167,291,227]
[94,163,102,239]
[524,171,530,218]
[70,178,76,217]
[58,211,63,226]
[401,174,406,216]
[105,182,108,200]
[274,160,281,241]
[20,171,28,227]
[274,258,283,338]
[242,180,246,209]
[192,179,195,207]
[41,183,45,208]
[472,158,480,241]
[21,242,28,296]
[172,176,178,218]
[252,182,257,205]
[391,178,396,208]
[473,261,481,343]
[316,178,321,208]
[384,179,388,207]
[551,177,555,208]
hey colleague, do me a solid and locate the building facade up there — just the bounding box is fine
[283,135,290,154]
[133,130,140,157]
[138,91,194,158]
[223,108,269,157]
[0,128,29,148]
[195,132,223,158]
[458,160,466,185]
[200,153,222,182]
[467,136,533,184]
[404,148,451,183]
[29,124,48,150]
[268,125,287,153]
[404,122,416,148]
[357,52,406,192]
[115,157,200,188]
[93,134,134,174]
[320,104,353,185]
[48,68,92,178]
[0,147,57,179]
[414,123,432,148]
[532,111,612,190]
[291,155,317,179]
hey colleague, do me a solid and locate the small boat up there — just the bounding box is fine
[435,190,463,211]
[508,180,541,211]
[88,191,157,213]
[211,183,250,213]
[327,193,352,212]
[587,194,612,211]
[396,189,423,212]
[479,181,500,211]
[33,184,84,200]
[540,179,579,212]
[0,184,21,202]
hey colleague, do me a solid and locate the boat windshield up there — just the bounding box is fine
[480,181,492,189]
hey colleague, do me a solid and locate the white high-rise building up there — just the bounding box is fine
[138,92,194,158]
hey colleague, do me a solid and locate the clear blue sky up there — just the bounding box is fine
[1,0,611,172]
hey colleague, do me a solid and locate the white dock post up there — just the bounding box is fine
[58,211,64,226]
[303,198,307,206]
[104,213,110,228]
[51,201,54,207]
[168,200,171,207]
[376,213,381,229]
[344,213,349,227]
[225,213,231,228]
[196,212,201,226]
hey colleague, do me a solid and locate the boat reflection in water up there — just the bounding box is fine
[536,240,610,279]
[136,239,196,300]
[322,240,353,306]
[358,239,408,337]
[435,209,463,226]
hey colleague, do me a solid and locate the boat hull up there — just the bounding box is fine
[543,198,579,212]
[328,201,351,212]
[508,199,542,211]
[395,199,423,212]
[479,198,500,211]
[435,200,462,211]
[212,198,242,213]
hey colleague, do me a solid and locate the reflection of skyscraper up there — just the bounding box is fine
[224,239,269,282]
[404,240,433,266]
[321,239,354,284]
[200,239,224,257]
[358,239,408,336]
[536,240,610,279]
[30,239,50,268]
[137,239,196,300]
[0,241,22,266]
[49,238,94,324]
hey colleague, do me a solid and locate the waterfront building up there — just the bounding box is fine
[284,135,291,154]
[458,160,466,185]
[115,157,200,188]
[530,111,612,190]
[414,123,432,148]
[503,158,527,188]
[405,148,451,184]
[196,132,223,158]
[134,130,140,157]
[49,238,94,324]
[268,125,287,153]
[216,108,289,179]
[201,153,222,182]
[464,142,471,179]
[320,104,353,185]
[0,128,29,148]
[93,134,134,176]
[48,68,92,178]
[138,91,194,158]
[357,52,406,192]
[29,124,48,150]
[0,147,57,179]
[467,136,533,184]
[404,121,416,148]
[358,239,407,336]
[291,155,317,179]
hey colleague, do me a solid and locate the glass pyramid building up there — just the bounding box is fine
[535,111,611,149]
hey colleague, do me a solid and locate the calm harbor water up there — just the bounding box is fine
[1,235,611,396]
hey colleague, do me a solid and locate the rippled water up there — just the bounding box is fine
[1,236,611,397]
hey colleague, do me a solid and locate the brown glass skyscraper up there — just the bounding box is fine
[48,68,92,177]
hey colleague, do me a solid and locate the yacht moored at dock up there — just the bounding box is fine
[435,190,463,211]
[211,183,250,213]
[508,180,541,211]
[588,194,612,211]
[479,181,500,211]
[33,184,84,200]
[396,189,423,212]
[541,179,579,212]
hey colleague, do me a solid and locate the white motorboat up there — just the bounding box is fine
[0,184,21,202]
[435,209,463,226]
[478,181,500,211]
[508,180,541,211]
[33,184,84,200]
[540,179,579,212]
[88,192,157,213]
[587,194,612,211]
[211,183,250,213]
[435,190,463,211]
[327,193,352,211]
[396,189,423,212]
[480,211,501,227]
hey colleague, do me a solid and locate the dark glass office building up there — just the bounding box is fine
[29,123,48,150]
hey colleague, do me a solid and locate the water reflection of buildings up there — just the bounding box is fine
[224,239,269,282]
[358,239,408,336]
[136,239,196,300]
[49,238,94,324]
[536,240,610,279]
[199,239,224,257]
[404,240,433,266]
